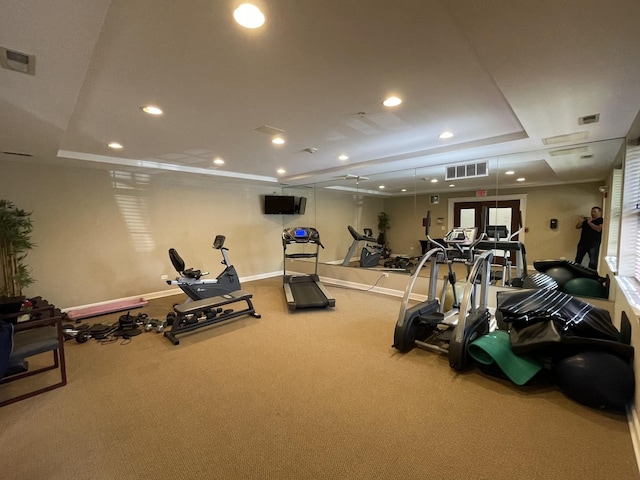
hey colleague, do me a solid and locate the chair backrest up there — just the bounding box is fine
[168,248,185,273]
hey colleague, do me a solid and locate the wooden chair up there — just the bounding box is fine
[0,312,67,408]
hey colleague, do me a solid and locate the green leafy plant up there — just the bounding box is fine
[377,211,391,255]
[377,211,390,236]
[0,200,35,298]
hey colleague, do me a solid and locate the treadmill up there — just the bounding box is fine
[282,227,336,311]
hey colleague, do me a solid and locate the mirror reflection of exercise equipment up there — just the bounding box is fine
[342,226,384,267]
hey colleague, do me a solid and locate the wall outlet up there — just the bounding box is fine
[161,274,168,280]
[382,272,389,278]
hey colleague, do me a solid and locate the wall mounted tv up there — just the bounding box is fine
[263,195,307,215]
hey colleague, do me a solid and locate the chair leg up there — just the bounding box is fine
[0,349,67,408]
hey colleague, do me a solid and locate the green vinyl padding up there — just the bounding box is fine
[468,330,542,385]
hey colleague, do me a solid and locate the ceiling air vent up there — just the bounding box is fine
[254,125,285,136]
[445,161,488,181]
[578,113,600,125]
[0,47,35,75]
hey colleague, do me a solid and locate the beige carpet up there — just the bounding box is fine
[0,277,637,480]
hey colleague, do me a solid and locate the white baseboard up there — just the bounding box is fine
[628,403,640,472]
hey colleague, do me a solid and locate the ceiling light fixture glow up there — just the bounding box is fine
[439,131,454,139]
[449,184,455,188]
[108,142,123,149]
[338,154,349,161]
[141,105,163,115]
[379,185,385,189]
[505,170,515,175]
[517,177,525,182]
[213,158,225,165]
[430,179,438,183]
[272,137,285,145]
[382,96,402,107]
[234,3,265,29]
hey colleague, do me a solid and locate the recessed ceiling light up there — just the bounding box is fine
[272,137,285,145]
[213,158,225,165]
[141,105,163,115]
[382,96,402,107]
[233,3,265,29]
[430,179,438,183]
[449,184,455,188]
[517,177,525,182]
[338,154,349,161]
[439,131,454,139]
[277,168,286,174]
[401,188,407,192]
[379,185,385,189]
[505,170,515,175]
[108,142,123,149]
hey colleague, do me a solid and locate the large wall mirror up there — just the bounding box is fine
[283,137,624,298]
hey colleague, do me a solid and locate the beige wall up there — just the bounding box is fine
[0,160,290,308]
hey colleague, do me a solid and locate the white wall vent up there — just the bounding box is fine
[0,47,35,75]
[445,161,488,181]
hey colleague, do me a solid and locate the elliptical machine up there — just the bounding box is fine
[166,235,241,302]
[392,213,493,370]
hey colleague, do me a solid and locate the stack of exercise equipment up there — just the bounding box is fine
[468,287,634,412]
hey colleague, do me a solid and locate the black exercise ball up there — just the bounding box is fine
[552,351,635,411]
[542,267,575,289]
[562,278,607,299]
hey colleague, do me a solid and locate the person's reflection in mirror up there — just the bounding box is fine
[574,206,603,270]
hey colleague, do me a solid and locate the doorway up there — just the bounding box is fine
[453,199,521,239]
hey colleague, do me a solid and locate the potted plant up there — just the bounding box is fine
[0,200,35,314]
[377,211,391,257]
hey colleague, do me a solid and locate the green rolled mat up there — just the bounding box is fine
[468,330,542,385]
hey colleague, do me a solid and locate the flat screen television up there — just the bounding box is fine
[263,195,307,215]
[264,195,296,215]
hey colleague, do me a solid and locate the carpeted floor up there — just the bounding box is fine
[0,277,638,479]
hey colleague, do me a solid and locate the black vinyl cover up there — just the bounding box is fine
[496,288,633,359]
[533,259,604,282]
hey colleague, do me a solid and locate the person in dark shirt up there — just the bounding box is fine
[574,206,603,270]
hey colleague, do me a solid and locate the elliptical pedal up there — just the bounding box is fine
[435,328,453,342]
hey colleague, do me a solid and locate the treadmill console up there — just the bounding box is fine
[282,227,321,244]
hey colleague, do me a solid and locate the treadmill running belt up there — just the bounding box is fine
[290,281,329,308]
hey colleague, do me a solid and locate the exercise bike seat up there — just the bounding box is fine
[168,248,202,279]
